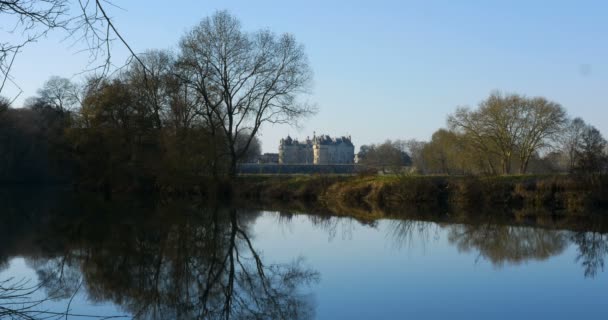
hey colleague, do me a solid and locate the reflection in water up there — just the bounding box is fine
[1,189,608,319]
[571,231,608,278]
[447,223,569,267]
[29,256,82,300]
[386,219,441,250]
[303,215,364,242]
[0,191,319,319]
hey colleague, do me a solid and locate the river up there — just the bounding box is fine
[1,188,607,319]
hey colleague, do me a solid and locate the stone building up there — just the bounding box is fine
[278,136,314,164]
[279,134,354,164]
[312,135,355,164]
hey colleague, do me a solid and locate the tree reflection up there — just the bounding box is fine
[4,189,608,320]
[21,203,319,320]
[570,231,608,278]
[29,256,82,300]
[386,220,440,250]
[447,223,568,267]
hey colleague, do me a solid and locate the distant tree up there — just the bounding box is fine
[177,11,314,176]
[422,129,463,175]
[561,117,587,172]
[390,139,414,165]
[236,133,262,163]
[375,142,408,173]
[0,96,8,112]
[575,126,607,174]
[448,92,567,174]
[516,96,567,173]
[356,145,373,164]
[402,139,427,174]
[123,50,177,130]
[538,151,568,174]
[29,76,80,113]
[81,78,138,131]
[358,140,411,173]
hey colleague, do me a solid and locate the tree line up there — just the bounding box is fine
[2,11,607,189]
[0,11,311,190]
[358,92,607,175]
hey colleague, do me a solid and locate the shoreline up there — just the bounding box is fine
[233,174,608,216]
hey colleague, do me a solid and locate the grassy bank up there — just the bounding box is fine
[234,174,608,215]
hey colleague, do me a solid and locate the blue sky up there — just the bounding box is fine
[4,0,608,152]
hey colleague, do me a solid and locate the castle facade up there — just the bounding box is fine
[279,134,354,165]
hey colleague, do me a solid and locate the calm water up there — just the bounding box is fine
[1,189,608,319]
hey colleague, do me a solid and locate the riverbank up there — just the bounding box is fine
[234,174,608,216]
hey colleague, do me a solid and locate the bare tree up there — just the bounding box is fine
[422,129,469,175]
[1,1,146,98]
[357,140,411,173]
[561,117,587,172]
[123,50,177,130]
[575,125,607,174]
[448,92,567,174]
[236,131,262,163]
[1,0,67,95]
[449,93,524,174]
[30,76,80,113]
[516,97,567,173]
[402,139,427,174]
[178,11,314,176]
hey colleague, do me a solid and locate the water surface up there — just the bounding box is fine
[1,189,607,319]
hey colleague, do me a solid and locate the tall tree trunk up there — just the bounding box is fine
[486,158,497,175]
[519,156,530,174]
[502,156,511,175]
[229,155,238,178]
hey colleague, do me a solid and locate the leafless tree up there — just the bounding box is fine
[235,131,262,163]
[449,93,524,174]
[178,11,314,175]
[357,140,411,173]
[28,76,80,113]
[1,0,66,96]
[574,125,608,174]
[401,139,427,174]
[448,92,567,174]
[516,96,567,173]
[123,50,177,130]
[561,117,587,172]
[1,0,146,98]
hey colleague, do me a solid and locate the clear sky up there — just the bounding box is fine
[4,0,608,153]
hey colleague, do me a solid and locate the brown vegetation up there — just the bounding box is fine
[234,174,608,216]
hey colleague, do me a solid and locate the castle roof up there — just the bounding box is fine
[314,134,354,146]
[281,134,353,147]
[280,136,312,146]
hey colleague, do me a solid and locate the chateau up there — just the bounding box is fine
[279,134,354,164]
